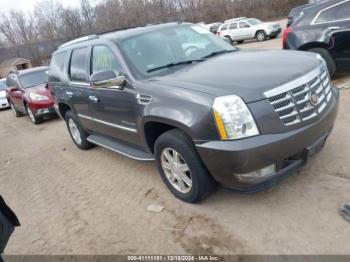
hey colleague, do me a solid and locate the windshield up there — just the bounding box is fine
[246,19,262,26]
[0,80,6,91]
[20,70,48,89]
[117,24,236,78]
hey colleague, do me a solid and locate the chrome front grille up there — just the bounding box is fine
[264,65,333,126]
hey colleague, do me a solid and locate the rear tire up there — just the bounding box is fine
[224,36,233,45]
[237,40,244,44]
[9,100,23,117]
[155,129,216,203]
[65,110,94,150]
[308,47,336,78]
[256,30,267,42]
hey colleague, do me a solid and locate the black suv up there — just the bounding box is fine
[49,22,339,203]
[284,0,350,77]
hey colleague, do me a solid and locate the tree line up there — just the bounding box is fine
[0,0,307,63]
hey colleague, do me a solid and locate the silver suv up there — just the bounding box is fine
[217,17,282,44]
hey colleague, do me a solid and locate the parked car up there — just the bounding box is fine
[217,17,282,44]
[0,79,10,110]
[283,0,350,77]
[50,23,339,203]
[5,67,56,124]
[208,22,223,34]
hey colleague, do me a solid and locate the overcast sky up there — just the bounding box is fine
[0,0,99,13]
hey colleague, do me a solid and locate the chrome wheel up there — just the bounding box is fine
[161,148,192,194]
[27,107,36,123]
[257,32,265,41]
[68,118,82,145]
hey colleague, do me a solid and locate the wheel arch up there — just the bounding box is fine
[57,102,73,120]
[298,42,329,51]
[142,117,194,154]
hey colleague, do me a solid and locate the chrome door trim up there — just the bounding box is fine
[78,114,138,134]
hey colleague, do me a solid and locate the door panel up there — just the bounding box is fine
[331,27,350,69]
[89,45,141,145]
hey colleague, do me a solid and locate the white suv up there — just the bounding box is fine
[0,79,9,110]
[217,18,282,44]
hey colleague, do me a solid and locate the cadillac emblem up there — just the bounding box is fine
[309,91,319,106]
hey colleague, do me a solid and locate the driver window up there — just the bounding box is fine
[91,45,121,75]
[239,22,250,28]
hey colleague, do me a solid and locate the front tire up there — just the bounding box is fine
[308,47,336,78]
[65,110,94,150]
[26,105,42,125]
[256,30,267,42]
[155,129,216,203]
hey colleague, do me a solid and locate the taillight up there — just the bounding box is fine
[282,26,293,49]
[217,31,221,37]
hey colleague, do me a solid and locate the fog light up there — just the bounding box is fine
[236,164,276,182]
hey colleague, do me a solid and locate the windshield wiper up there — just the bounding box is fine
[201,49,236,60]
[147,59,204,73]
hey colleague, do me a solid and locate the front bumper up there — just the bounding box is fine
[0,98,9,109]
[28,101,56,116]
[268,28,282,37]
[196,87,339,192]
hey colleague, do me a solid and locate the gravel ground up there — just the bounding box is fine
[1,19,350,255]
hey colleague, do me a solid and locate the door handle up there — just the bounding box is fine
[328,26,340,31]
[65,91,74,97]
[89,95,99,103]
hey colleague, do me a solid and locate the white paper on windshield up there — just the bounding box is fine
[191,25,210,34]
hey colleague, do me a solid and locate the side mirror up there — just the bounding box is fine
[90,70,125,90]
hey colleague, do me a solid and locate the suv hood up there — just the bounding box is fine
[150,50,321,103]
[27,83,49,96]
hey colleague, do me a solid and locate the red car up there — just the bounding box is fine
[5,66,56,124]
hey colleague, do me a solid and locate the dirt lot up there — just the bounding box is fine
[1,20,350,255]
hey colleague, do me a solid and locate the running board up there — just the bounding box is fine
[87,135,155,161]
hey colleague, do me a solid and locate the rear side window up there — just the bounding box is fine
[336,1,350,20]
[91,46,120,75]
[229,23,237,29]
[314,1,350,24]
[70,47,89,82]
[50,51,68,82]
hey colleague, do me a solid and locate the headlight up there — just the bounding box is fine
[29,93,49,101]
[213,95,260,140]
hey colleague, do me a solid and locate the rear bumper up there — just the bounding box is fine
[196,87,339,192]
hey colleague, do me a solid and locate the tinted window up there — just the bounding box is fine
[50,51,68,82]
[315,3,341,23]
[70,47,89,82]
[0,80,7,90]
[336,1,350,20]
[91,46,120,75]
[19,70,48,89]
[239,22,250,28]
[221,24,228,31]
[229,23,237,29]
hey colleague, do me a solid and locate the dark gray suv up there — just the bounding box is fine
[49,22,339,203]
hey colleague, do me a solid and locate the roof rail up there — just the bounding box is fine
[224,17,247,23]
[58,34,99,49]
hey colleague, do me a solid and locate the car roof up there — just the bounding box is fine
[55,22,191,54]
[10,66,49,76]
